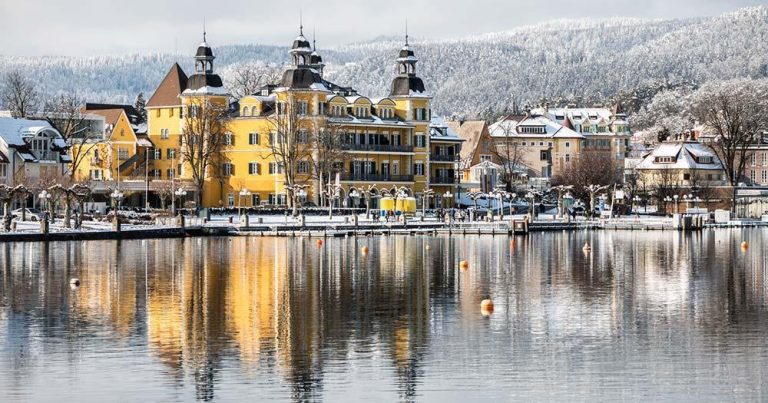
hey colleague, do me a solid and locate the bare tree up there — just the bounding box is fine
[491,123,526,189]
[2,71,39,118]
[49,182,90,229]
[691,79,768,186]
[652,168,680,213]
[267,96,314,215]
[226,63,282,99]
[180,98,231,209]
[154,180,174,211]
[44,93,105,181]
[551,151,621,202]
[311,123,345,206]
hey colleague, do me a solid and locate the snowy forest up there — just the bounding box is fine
[1,6,766,123]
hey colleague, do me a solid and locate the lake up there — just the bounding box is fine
[1,230,767,402]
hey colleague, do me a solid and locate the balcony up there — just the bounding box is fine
[340,173,414,182]
[431,176,457,184]
[430,154,459,162]
[340,143,414,153]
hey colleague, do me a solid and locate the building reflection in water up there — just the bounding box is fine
[0,229,767,401]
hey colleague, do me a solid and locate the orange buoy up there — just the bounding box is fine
[316,239,323,246]
[480,299,494,316]
[361,246,369,254]
[741,241,749,250]
[459,260,469,271]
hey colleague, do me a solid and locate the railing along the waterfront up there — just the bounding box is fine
[448,222,511,230]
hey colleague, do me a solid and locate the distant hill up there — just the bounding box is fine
[1,7,766,117]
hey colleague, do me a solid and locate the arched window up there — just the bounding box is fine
[251,106,258,116]
[242,107,249,117]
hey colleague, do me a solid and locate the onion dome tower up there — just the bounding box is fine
[389,31,426,96]
[309,36,326,77]
[187,29,224,91]
[281,23,325,89]
[290,24,313,67]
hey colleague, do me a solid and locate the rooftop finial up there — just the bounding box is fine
[313,28,317,50]
[405,19,409,46]
[299,11,304,36]
[203,17,207,42]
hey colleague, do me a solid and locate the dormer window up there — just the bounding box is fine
[518,126,545,134]
[696,156,713,164]
[654,156,675,164]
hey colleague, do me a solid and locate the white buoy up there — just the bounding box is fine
[582,242,591,251]
[69,278,80,288]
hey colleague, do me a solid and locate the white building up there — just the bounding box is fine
[0,118,70,189]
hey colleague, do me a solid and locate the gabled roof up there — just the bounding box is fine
[636,141,723,171]
[83,106,124,127]
[147,63,188,107]
[446,120,488,168]
[0,118,65,162]
[489,114,583,139]
[429,117,464,142]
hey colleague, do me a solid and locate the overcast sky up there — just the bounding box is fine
[0,0,764,56]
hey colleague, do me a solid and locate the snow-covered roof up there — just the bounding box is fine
[309,82,330,92]
[539,107,630,127]
[429,117,464,141]
[328,114,411,128]
[0,118,60,146]
[182,86,229,96]
[636,141,723,170]
[489,114,583,139]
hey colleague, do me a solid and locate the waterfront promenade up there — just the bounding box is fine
[1,213,766,242]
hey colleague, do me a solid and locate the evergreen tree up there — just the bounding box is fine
[134,92,146,121]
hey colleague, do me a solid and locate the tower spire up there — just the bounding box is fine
[313,27,316,50]
[405,19,409,46]
[203,17,207,42]
[299,11,304,36]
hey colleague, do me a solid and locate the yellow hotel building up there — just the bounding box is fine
[144,28,461,209]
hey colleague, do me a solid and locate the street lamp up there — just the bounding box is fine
[443,190,453,208]
[525,190,541,221]
[173,188,187,216]
[490,186,510,221]
[633,195,641,218]
[349,188,360,217]
[563,192,574,221]
[673,194,679,214]
[238,188,251,217]
[38,190,52,222]
[683,194,692,213]
[110,189,125,222]
[422,188,434,220]
[552,185,573,219]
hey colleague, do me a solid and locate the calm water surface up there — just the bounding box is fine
[1,230,767,402]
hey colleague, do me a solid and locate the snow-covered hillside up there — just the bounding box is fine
[1,7,766,117]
